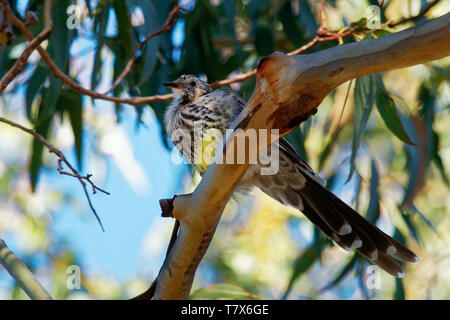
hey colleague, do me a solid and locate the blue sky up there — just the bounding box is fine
[48,106,188,281]
[1,0,191,288]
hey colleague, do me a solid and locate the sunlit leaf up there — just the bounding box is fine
[410,205,438,235]
[190,284,262,300]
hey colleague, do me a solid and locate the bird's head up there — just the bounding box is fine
[163,74,212,103]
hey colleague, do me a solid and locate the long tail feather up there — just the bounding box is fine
[297,175,418,277]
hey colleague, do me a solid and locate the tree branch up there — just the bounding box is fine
[0,239,52,300]
[0,116,108,231]
[2,4,173,106]
[103,5,188,94]
[0,0,52,93]
[149,13,450,300]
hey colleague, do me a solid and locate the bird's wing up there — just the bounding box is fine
[277,138,327,186]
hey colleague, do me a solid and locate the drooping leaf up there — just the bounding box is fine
[431,129,449,185]
[253,24,275,57]
[393,278,405,300]
[25,64,48,122]
[113,0,133,60]
[347,74,376,182]
[282,245,320,299]
[296,0,318,38]
[375,79,415,145]
[247,0,271,20]
[29,108,53,191]
[56,90,83,169]
[321,254,358,290]
[91,1,110,90]
[399,209,421,244]
[410,205,438,235]
[285,126,308,162]
[132,0,160,86]
[366,160,380,223]
[277,1,305,48]
[48,0,73,70]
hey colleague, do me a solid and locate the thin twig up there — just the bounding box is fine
[0,0,52,93]
[389,0,441,27]
[3,4,174,106]
[3,0,439,107]
[0,116,108,231]
[104,5,188,94]
[0,29,51,92]
[317,0,328,35]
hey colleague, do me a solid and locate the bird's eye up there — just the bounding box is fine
[191,81,196,87]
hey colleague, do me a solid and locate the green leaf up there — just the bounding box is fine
[297,0,318,38]
[321,254,357,290]
[431,129,449,185]
[91,1,110,90]
[285,126,308,162]
[190,284,262,300]
[366,160,380,223]
[56,90,83,169]
[410,205,438,235]
[253,24,275,57]
[393,278,405,300]
[399,209,421,244]
[25,64,48,122]
[132,0,160,86]
[375,79,415,145]
[278,1,305,47]
[282,245,320,299]
[347,75,376,182]
[373,29,392,37]
[113,1,133,60]
[29,109,53,191]
[48,0,73,70]
[247,0,271,20]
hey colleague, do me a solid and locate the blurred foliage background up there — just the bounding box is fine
[0,0,449,299]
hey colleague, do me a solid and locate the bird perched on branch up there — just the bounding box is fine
[163,74,418,277]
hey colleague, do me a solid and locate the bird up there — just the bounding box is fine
[163,74,419,277]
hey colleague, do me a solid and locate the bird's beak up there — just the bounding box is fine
[163,82,181,88]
